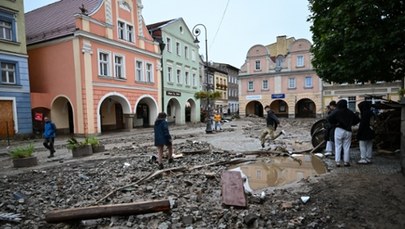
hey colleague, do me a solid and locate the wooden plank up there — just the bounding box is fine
[45,199,170,223]
[221,171,247,207]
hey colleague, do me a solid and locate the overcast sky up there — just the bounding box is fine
[24,0,313,68]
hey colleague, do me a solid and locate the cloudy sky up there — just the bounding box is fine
[24,0,313,68]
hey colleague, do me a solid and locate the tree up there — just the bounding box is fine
[308,0,405,84]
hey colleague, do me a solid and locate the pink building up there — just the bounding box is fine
[26,0,161,135]
[239,36,322,118]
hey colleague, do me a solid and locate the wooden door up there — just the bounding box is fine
[0,100,15,138]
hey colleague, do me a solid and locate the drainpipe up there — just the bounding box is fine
[159,40,166,112]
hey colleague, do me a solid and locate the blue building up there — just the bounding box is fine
[0,0,32,138]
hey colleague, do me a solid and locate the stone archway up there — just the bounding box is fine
[134,96,159,128]
[245,101,264,117]
[270,99,289,118]
[185,98,198,123]
[295,98,316,118]
[50,96,74,135]
[166,98,181,125]
[98,94,131,132]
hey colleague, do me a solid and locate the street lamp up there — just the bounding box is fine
[192,23,213,133]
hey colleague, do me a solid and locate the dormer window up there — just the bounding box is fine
[117,20,134,42]
[255,60,261,70]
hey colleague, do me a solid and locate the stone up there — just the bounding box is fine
[182,215,193,225]
[244,213,257,225]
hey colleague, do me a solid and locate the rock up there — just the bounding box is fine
[182,214,193,225]
[158,222,170,229]
[244,213,257,225]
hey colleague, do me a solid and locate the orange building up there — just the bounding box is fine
[25,0,161,135]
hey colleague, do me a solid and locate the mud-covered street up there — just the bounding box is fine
[0,117,404,229]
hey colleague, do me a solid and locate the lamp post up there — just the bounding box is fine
[193,24,213,133]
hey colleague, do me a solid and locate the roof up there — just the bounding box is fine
[25,0,102,45]
[146,18,179,39]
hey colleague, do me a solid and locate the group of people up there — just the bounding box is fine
[42,99,375,169]
[324,99,375,167]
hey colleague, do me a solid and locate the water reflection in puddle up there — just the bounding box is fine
[230,155,327,191]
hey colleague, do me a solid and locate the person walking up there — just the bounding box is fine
[213,111,223,131]
[43,117,56,158]
[357,101,375,164]
[260,105,285,148]
[324,100,337,156]
[327,99,360,167]
[154,112,173,169]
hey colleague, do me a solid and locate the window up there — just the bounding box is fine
[0,12,15,41]
[136,60,143,81]
[304,76,312,88]
[184,46,189,59]
[176,42,181,56]
[117,21,133,42]
[248,81,254,91]
[262,80,268,90]
[255,60,261,70]
[288,78,296,89]
[126,24,133,42]
[192,73,197,87]
[348,96,356,112]
[98,51,110,76]
[191,49,196,61]
[185,71,190,85]
[176,69,181,84]
[167,66,173,82]
[296,55,304,67]
[118,21,125,39]
[1,62,16,84]
[114,55,125,79]
[146,63,153,82]
[166,37,171,52]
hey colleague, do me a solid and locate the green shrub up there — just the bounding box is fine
[9,144,34,159]
[66,137,88,150]
[85,136,100,146]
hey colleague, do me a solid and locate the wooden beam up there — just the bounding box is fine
[45,200,170,223]
[221,171,247,207]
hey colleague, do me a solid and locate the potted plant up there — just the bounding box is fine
[85,136,105,153]
[9,144,38,168]
[66,137,93,158]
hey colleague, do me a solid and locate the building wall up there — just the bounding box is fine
[0,0,32,136]
[239,38,322,118]
[161,19,201,124]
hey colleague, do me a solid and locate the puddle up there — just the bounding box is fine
[230,155,327,191]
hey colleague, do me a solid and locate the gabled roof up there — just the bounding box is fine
[146,18,180,39]
[25,0,102,45]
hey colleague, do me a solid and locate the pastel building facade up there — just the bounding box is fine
[25,0,161,135]
[147,18,200,124]
[0,0,33,138]
[239,36,322,118]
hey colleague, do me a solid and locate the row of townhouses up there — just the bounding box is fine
[0,0,402,139]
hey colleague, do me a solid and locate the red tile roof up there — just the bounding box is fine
[25,0,102,45]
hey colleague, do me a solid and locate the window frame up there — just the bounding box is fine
[176,41,181,56]
[117,20,134,42]
[262,79,269,90]
[146,62,154,83]
[296,55,304,67]
[167,66,173,83]
[166,37,172,53]
[255,60,261,70]
[98,50,111,77]
[1,61,17,85]
[248,81,254,91]
[304,76,313,88]
[135,60,144,82]
[114,54,125,79]
[0,11,16,42]
[288,78,296,89]
[176,68,182,84]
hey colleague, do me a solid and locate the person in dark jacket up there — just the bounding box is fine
[154,112,173,169]
[327,99,360,167]
[43,117,56,158]
[324,100,337,156]
[259,105,285,148]
[357,101,375,164]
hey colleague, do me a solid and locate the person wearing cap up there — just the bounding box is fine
[327,99,360,167]
[260,105,285,148]
[43,117,57,158]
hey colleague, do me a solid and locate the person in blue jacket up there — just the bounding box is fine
[154,112,173,169]
[43,117,56,158]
